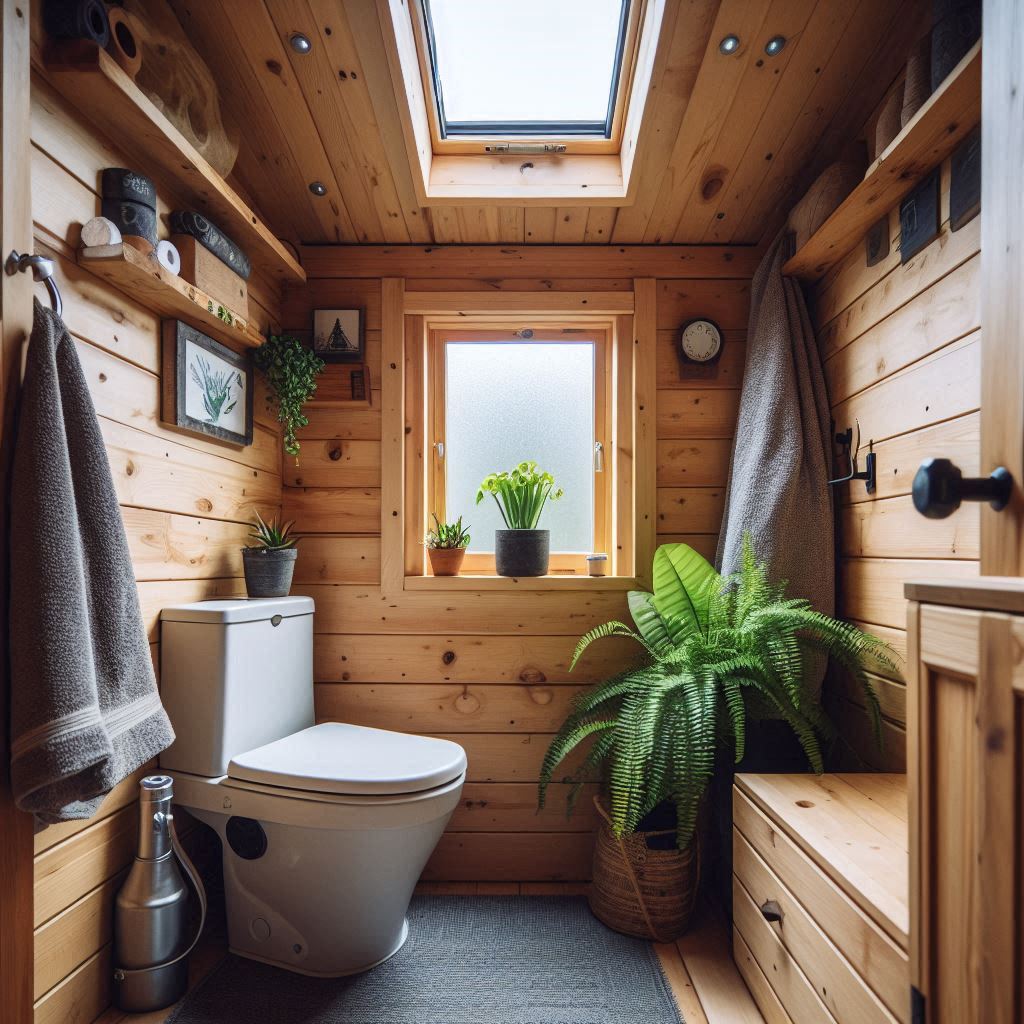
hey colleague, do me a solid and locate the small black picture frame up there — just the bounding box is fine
[313,308,364,363]
[161,319,253,447]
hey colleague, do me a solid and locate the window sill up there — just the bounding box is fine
[404,574,638,592]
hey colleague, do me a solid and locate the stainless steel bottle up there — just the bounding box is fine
[113,775,206,1012]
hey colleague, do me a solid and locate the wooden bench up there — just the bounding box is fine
[733,773,909,1024]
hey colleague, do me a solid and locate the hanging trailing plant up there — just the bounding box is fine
[253,334,325,459]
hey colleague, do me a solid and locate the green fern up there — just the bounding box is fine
[538,535,899,850]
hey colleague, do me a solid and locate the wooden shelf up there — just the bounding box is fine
[79,242,265,350]
[45,45,305,287]
[784,41,981,282]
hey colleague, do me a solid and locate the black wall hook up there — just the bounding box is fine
[828,420,876,494]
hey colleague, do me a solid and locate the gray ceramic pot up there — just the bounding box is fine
[242,547,298,598]
[495,529,550,577]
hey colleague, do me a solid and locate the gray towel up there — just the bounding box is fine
[716,236,834,688]
[10,300,174,825]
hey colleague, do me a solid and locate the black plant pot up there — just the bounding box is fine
[242,548,298,598]
[495,529,550,577]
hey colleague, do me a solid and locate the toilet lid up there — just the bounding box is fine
[227,723,467,796]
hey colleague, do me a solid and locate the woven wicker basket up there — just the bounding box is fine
[588,798,699,942]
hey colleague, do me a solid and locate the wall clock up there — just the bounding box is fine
[679,318,723,364]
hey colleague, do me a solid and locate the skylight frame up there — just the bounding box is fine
[410,0,645,156]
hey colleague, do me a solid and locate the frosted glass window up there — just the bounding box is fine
[422,0,629,134]
[444,342,595,553]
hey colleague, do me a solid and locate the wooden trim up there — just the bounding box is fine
[613,315,635,577]
[404,575,638,592]
[1,2,37,1019]
[980,1,1024,574]
[300,245,760,280]
[633,278,657,587]
[404,292,633,315]
[380,278,405,590]
[904,577,1024,613]
[404,315,426,576]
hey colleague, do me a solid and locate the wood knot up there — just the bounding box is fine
[329,446,343,461]
[98,372,107,383]
[124,460,135,476]
[795,800,814,808]
[442,650,456,665]
[701,175,725,201]
[987,726,1007,752]
[529,687,553,706]
[454,691,480,715]
[195,498,213,513]
[519,668,547,684]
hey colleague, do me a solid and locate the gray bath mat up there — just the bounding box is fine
[167,896,684,1024]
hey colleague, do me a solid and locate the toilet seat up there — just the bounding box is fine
[227,722,467,797]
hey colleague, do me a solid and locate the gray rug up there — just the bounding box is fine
[167,896,683,1024]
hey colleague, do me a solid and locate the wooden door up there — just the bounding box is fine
[0,2,36,1022]
[907,582,1024,1024]
[979,0,1024,572]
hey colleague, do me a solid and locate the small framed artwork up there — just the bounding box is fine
[161,319,253,447]
[313,307,364,362]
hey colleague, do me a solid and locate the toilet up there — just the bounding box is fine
[157,596,466,977]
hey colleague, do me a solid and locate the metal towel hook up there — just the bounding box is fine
[828,418,876,494]
[5,250,63,317]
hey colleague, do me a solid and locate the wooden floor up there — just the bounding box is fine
[98,884,763,1024]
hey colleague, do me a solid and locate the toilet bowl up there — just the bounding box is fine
[158,597,466,977]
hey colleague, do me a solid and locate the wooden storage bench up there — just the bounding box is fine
[732,774,909,1024]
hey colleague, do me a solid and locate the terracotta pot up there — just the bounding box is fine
[427,546,466,577]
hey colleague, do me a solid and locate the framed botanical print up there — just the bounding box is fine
[313,307,364,362]
[161,320,253,447]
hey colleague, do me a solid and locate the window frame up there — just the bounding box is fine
[426,327,613,575]
[412,0,643,155]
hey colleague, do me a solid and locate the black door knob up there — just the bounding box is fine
[912,458,1013,519]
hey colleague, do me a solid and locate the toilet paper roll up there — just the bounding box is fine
[105,8,143,80]
[156,240,181,276]
[81,216,122,248]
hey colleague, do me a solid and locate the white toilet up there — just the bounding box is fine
[158,596,466,977]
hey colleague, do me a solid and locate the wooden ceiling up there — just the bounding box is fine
[170,0,922,248]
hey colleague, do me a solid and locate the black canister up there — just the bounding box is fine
[102,168,157,210]
[170,211,252,280]
[101,198,158,246]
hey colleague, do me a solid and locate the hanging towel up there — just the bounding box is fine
[10,300,174,825]
[716,235,834,684]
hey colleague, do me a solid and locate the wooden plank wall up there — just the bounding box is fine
[809,161,981,771]
[281,255,752,882]
[27,76,283,1024]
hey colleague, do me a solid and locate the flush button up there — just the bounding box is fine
[271,614,283,627]
[250,918,271,941]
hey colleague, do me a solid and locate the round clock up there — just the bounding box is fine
[680,318,723,364]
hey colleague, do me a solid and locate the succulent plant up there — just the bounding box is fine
[425,514,471,550]
[247,511,297,551]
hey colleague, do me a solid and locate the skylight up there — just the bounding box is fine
[422,0,631,137]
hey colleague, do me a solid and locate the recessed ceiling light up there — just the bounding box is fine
[308,181,327,196]
[289,33,312,54]
[719,34,740,55]
[764,35,787,56]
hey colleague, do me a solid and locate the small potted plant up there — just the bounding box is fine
[476,461,563,577]
[253,334,325,461]
[425,514,471,576]
[242,512,299,598]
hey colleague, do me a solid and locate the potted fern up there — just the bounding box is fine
[425,514,471,576]
[539,537,897,941]
[476,461,564,577]
[242,513,299,598]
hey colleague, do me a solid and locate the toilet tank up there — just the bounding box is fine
[158,596,315,777]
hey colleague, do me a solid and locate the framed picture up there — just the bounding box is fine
[161,320,253,447]
[313,307,364,362]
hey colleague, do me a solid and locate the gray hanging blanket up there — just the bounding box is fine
[717,235,834,665]
[9,300,174,825]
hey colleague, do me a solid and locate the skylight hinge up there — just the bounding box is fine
[484,143,568,155]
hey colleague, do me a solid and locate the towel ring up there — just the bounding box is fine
[5,250,62,317]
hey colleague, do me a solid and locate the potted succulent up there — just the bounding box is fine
[539,537,897,941]
[425,514,471,576]
[476,461,564,577]
[253,334,325,461]
[242,513,299,598]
